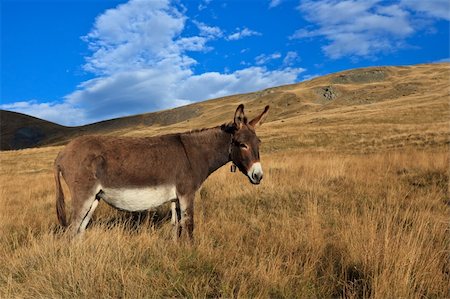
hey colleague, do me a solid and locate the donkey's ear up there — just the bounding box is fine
[249,105,270,128]
[234,104,247,128]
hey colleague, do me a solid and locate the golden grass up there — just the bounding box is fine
[1,63,449,298]
[1,145,448,298]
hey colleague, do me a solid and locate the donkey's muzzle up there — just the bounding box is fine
[248,162,263,185]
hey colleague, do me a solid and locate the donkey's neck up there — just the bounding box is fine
[180,126,232,182]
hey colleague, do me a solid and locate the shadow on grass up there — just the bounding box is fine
[317,242,372,298]
[48,204,173,236]
[92,206,173,233]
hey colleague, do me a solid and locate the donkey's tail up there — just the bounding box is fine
[54,162,68,227]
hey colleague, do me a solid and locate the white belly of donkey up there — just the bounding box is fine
[100,185,176,212]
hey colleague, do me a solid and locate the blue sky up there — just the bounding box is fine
[1,0,449,126]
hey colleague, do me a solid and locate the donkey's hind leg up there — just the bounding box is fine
[171,200,182,242]
[70,187,102,236]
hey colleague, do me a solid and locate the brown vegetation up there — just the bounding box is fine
[0,63,449,298]
[1,147,448,298]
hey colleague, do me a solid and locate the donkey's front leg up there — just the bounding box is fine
[179,193,195,242]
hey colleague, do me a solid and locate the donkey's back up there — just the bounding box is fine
[57,135,189,186]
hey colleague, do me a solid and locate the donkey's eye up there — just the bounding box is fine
[239,143,248,149]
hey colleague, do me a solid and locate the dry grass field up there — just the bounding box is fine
[1,63,449,298]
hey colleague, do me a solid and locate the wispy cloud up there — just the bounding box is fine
[193,20,223,39]
[253,51,300,68]
[176,66,304,102]
[292,0,449,59]
[401,0,450,21]
[435,57,450,62]
[269,0,282,8]
[255,52,282,65]
[227,27,262,41]
[198,0,212,11]
[292,0,414,59]
[301,74,321,81]
[283,51,300,66]
[1,100,85,126]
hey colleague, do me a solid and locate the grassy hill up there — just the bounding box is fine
[2,63,449,152]
[0,63,449,298]
[0,105,202,150]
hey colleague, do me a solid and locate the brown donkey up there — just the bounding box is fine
[54,104,269,240]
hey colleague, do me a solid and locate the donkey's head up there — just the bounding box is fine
[229,104,269,185]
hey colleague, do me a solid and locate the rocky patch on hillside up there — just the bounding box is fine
[331,69,387,84]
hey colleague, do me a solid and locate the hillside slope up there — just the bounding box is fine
[0,63,449,298]
[1,63,448,151]
[0,111,73,150]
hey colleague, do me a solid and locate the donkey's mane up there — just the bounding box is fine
[172,123,236,137]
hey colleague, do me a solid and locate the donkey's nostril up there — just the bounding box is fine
[252,171,263,182]
[248,162,263,184]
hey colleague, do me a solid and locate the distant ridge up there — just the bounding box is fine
[1,63,448,150]
[0,104,201,150]
[0,110,71,150]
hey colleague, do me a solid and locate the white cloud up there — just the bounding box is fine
[82,0,188,75]
[269,0,282,8]
[292,0,414,59]
[255,52,282,65]
[3,0,303,126]
[283,51,300,66]
[176,36,211,52]
[301,74,320,81]
[1,100,85,126]
[253,51,300,67]
[65,58,195,122]
[178,66,305,101]
[198,0,212,11]
[435,57,450,62]
[227,27,262,40]
[293,0,449,59]
[193,20,223,38]
[401,0,450,21]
